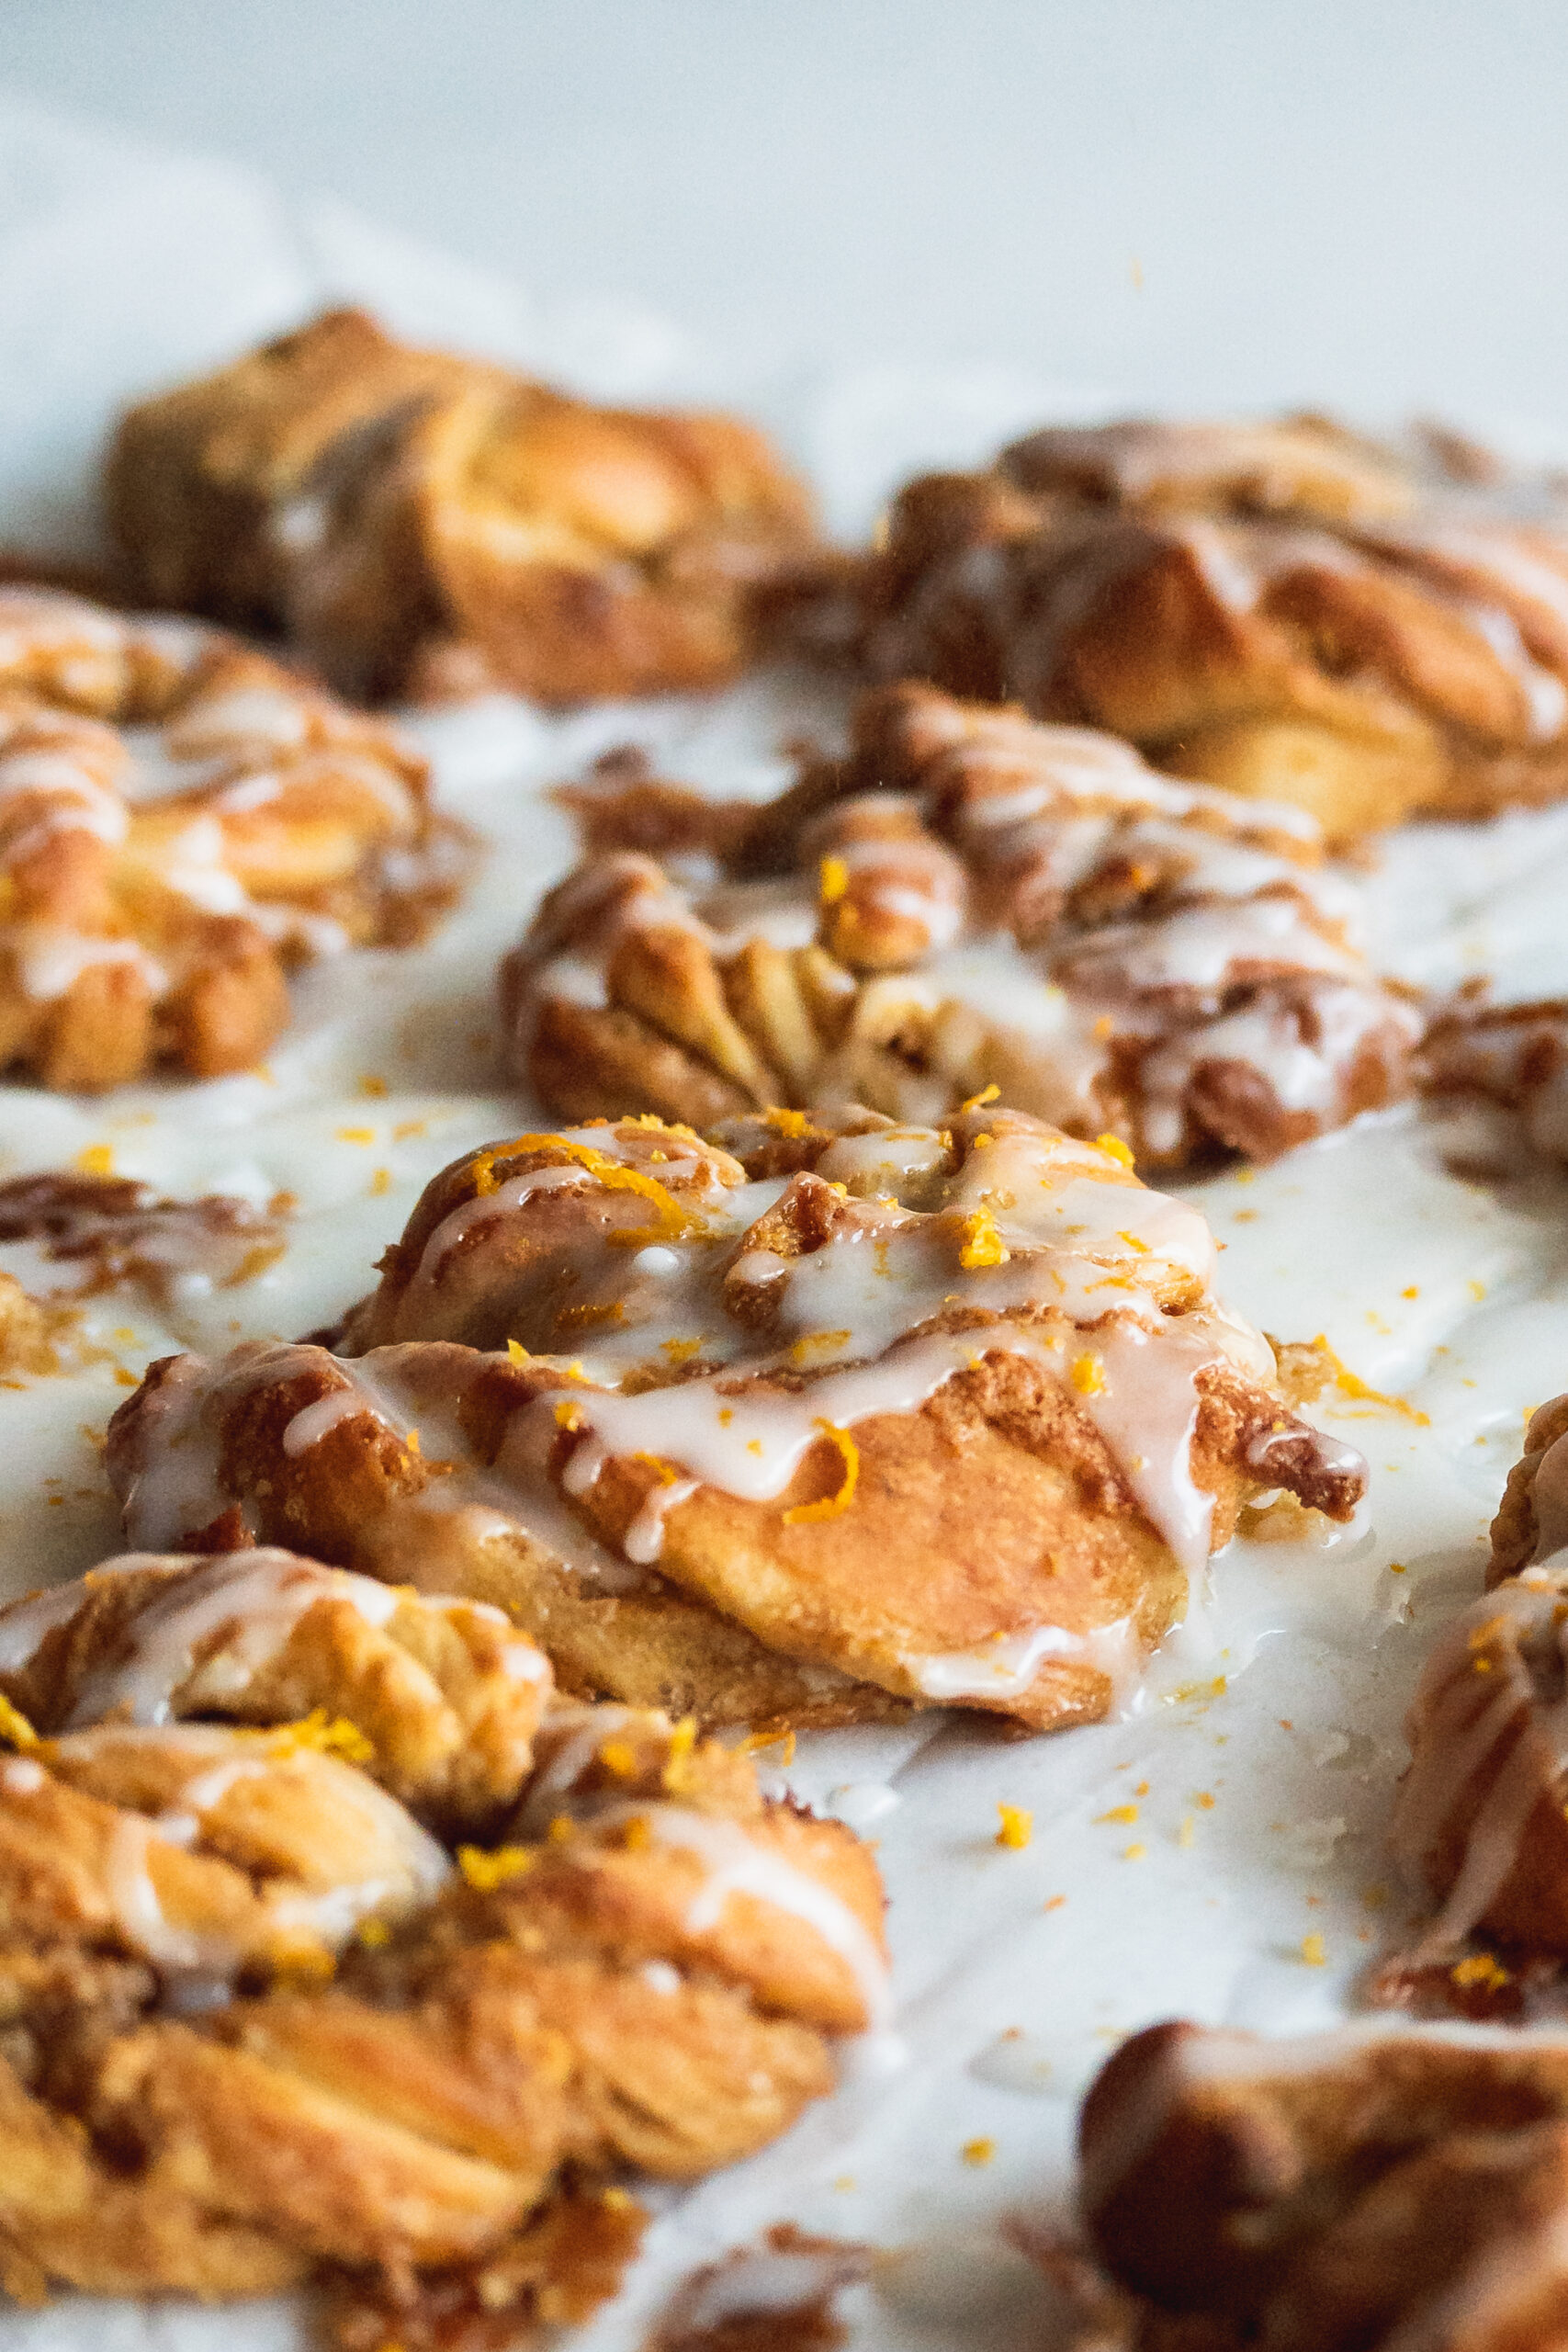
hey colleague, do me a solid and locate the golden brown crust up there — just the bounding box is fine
[505,684,1416,1165]
[0,1623,885,2318]
[107,307,817,704]
[788,415,1568,840]
[1077,2018,1568,2351]
[107,1108,1364,1733]
[0,586,468,1087]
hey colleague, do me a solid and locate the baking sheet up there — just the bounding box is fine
[4,89,1568,2351]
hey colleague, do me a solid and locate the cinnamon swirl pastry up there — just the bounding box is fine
[1074,2018,1568,2351]
[0,1575,886,2326]
[107,306,816,704]
[505,682,1417,1164]
[1419,996,1568,1163]
[800,415,1568,840]
[0,584,464,1087]
[1381,1400,1568,1973]
[106,1106,1366,1732]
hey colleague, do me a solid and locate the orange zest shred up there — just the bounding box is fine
[1451,1951,1510,1990]
[507,1338,530,1365]
[1094,1132,1135,1168]
[960,1083,1000,1114]
[598,1740,638,1779]
[1308,1335,1430,1425]
[266,1710,375,1766]
[995,1803,1032,1849]
[621,1815,652,1852]
[962,2137,997,2165]
[554,1400,584,1430]
[959,1204,1010,1270]
[765,1107,811,1137]
[629,1451,680,1486]
[466,1136,701,1246]
[783,1421,860,1524]
[1071,1352,1106,1396]
[818,854,850,904]
[0,1692,39,1750]
[457,1844,536,1891]
[1300,1933,1327,1966]
[662,1715,700,1792]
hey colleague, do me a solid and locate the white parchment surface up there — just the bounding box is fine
[4,89,1568,2352]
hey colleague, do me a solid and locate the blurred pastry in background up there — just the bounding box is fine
[1070,2018,1568,2350]
[782,413,1568,840]
[105,1106,1367,1733]
[107,307,817,705]
[0,585,466,1089]
[504,683,1418,1166]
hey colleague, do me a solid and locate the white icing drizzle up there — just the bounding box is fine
[0,1548,401,1728]
[578,1797,892,2031]
[907,1614,1140,1708]
[1392,1565,1568,1954]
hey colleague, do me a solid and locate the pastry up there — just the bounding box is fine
[505,682,1418,1164]
[1373,1398,1568,1974]
[796,414,1568,839]
[0,584,465,1087]
[1419,995,1568,1161]
[0,1167,288,1306]
[107,305,817,705]
[0,1546,552,1829]
[1075,2017,1568,2350]
[105,1106,1366,1733]
[0,1562,886,2331]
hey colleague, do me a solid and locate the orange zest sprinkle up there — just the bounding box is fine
[960,1083,1000,1114]
[356,1916,391,1948]
[457,1845,536,1891]
[369,1168,393,1196]
[1300,1933,1327,1966]
[783,1421,860,1524]
[554,1400,584,1430]
[73,1143,114,1177]
[660,1335,704,1363]
[1097,1803,1139,1826]
[507,1338,530,1365]
[818,854,850,904]
[662,1715,701,1792]
[598,1740,638,1779]
[1094,1132,1134,1167]
[1451,1951,1510,1990]
[266,1710,375,1765]
[621,1815,652,1852]
[959,1204,1010,1269]
[336,1126,376,1145]
[961,2137,997,2165]
[765,1106,811,1137]
[629,1452,680,1486]
[995,1803,1033,1849]
[0,1693,39,1750]
[466,1135,701,1247]
[1071,1352,1106,1396]
[1307,1335,1430,1425]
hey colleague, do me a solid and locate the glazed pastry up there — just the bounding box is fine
[0,1548,552,1829]
[106,1107,1366,1732]
[1377,1399,1568,1972]
[797,414,1568,840]
[0,1593,885,2324]
[1419,996,1568,1161]
[0,584,464,1088]
[505,682,1418,1164]
[107,306,817,704]
[1075,2018,1568,2350]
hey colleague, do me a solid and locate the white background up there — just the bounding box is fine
[5,0,1568,435]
